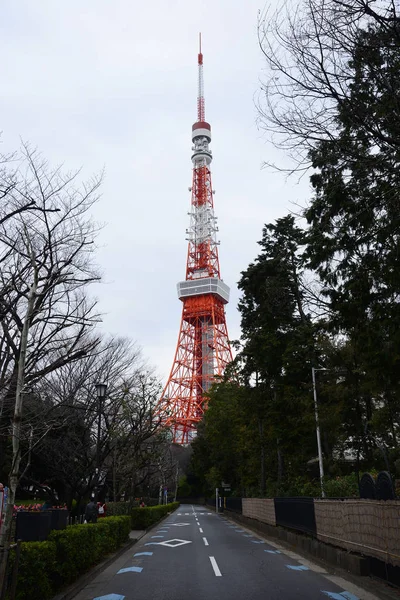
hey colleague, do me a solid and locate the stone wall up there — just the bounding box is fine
[242,498,276,526]
[314,499,400,568]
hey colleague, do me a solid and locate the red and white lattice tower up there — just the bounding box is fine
[156,35,233,445]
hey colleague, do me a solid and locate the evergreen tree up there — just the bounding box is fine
[305,22,400,456]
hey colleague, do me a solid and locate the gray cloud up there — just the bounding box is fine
[0,0,310,380]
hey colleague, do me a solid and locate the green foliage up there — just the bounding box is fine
[177,476,191,497]
[304,21,400,466]
[191,216,320,497]
[49,516,131,585]
[130,502,179,529]
[323,474,359,498]
[5,516,131,599]
[7,541,56,600]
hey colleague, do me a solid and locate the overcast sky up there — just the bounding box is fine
[1,0,310,382]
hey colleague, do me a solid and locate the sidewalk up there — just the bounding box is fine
[52,530,146,600]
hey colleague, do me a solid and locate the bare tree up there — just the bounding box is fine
[104,372,165,500]
[0,145,102,586]
[257,0,400,168]
[23,337,163,509]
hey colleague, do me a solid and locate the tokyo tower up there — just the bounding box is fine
[156,35,233,445]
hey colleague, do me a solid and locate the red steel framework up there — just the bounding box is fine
[155,35,233,445]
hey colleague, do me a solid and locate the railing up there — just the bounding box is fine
[225,497,242,513]
[274,497,316,535]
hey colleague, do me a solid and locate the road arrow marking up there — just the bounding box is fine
[322,593,359,600]
[94,595,125,600]
[117,567,143,574]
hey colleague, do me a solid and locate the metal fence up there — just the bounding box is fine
[225,497,242,513]
[274,497,316,535]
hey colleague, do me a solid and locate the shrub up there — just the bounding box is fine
[5,516,131,599]
[130,502,180,529]
[7,541,56,600]
[49,516,131,586]
[323,473,359,498]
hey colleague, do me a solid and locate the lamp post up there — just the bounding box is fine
[94,382,107,496]
[311,368,327,498]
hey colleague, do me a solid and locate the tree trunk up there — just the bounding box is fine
[0,274,37,591]
[113,446,117,502]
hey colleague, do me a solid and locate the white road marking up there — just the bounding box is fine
[203,537,209,546]
[199,527,203,533]
[209,556,222,576]
[145,539,192,548]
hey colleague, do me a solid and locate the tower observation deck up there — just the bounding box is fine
[155,35,233,445]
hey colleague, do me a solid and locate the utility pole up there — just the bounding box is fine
[312,368,326,498]
[94,383,107,498]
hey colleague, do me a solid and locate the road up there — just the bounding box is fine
[73,503,381,600]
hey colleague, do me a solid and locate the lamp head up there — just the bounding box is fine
[95,382,107,398]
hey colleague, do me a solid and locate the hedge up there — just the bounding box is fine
[6,503,180,600]
[130,502,180,529]
[49,516,131,586]
[6,516,131,600]
[6,541,56,600]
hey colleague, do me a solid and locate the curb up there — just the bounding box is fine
[51,532,146,600]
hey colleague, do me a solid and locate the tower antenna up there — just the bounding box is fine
[197,32,205,122]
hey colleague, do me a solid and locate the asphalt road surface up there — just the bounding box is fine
[73,503,381,600]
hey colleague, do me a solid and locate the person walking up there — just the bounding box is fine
[84,498,98,523]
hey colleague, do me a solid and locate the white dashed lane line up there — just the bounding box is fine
[209,556,222,576]
[203,537,209,546]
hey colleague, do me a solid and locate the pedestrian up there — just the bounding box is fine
[140,499,146,508]
[84,498,98,523]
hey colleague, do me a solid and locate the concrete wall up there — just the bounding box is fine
[314,499,400,568]
[242,498,276,526]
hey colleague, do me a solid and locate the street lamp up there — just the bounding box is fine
[311,368,327,498]
[94,383,107,495]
